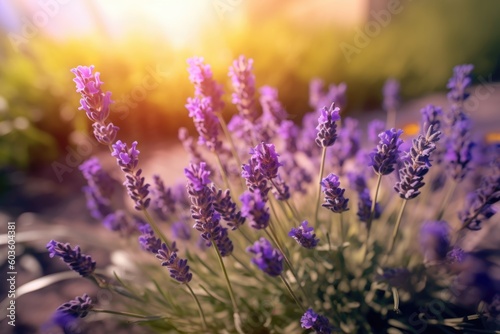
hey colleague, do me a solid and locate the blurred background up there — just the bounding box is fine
[0,1,500,332]
[0,0,499,174]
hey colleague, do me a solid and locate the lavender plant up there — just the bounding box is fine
[32,60,500,334]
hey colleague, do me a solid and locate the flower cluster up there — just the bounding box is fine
[301,308,332,334]
[112,140,150,210]
[321,173,349,213]
[185,162,234,256]
[186,97,222,151]
[247,238,283,276]
[369,128,403,175]
[156,242,193,283]
[395,113,441,200]
[315,103,341,148]
[187,56,225,112]
[71,65,118,145]
[46,240,96,277]
[79,157,114,220]
[289,221,319,249]
[52,294,93,330]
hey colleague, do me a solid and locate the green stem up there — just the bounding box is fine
[92,308,163,319]
[264,228,310,306]
[212,242,243,334]
[339,212,345,244]
[363,174,383,262]
[143,209,170,247]
[270,178,300,222]
[186,283,208,330]
[314,147,328,225]
[279,274,305,312]
[387,199,408,256]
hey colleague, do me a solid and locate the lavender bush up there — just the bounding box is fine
[34,61,499,333]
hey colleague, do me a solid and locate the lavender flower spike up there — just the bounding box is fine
[187,57,225,112]
[315,103,341,148]
[289,221,319,249]
[52,294,93,330]
[240,190,270,230]
[395,123,441,200]
[71,65,118,145]
[459,159,500,230]
[186,97,222,151]
[47,240,96,277]
[210,185,246,230]
[185,162,234,256]
[112,140,150,210]
[156,243,193,283]
[321,173,349,213]
[247,237,283,276]
[383,78,400,112]
[250,142,283,180]
[301,308,332,334]
[229,55,258,121]
[369,128,404,175]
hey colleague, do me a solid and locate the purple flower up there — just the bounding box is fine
[138,228,163,254]
[185,163,233,254]
[376,268,411,289]
[321,173,349,213]
[187,57,225,112]
[447,64,474,108]
[278,120,300,153]
[47,240,96,277]
[329,117,361,168]
[70,65,118,145]
[241,157,271,201]
[247,237,283,276]
[178,127,204,163]
[259,86,287,124]
[368,119,386,144]
[383,78,400,111]
[184,161,211,192]
[420,221,450,262]
[356,189,381,223]
[240,190,270,230]
[186,97,221,151]
[250,142,283,180]
[172,220,192,241]
[459,160,499,230]
[79,157,115,199]
[309,78,347,111]
[82,185,112,220]
[156,243,193,283]
[210,185,246,230]
[289,221,319,249]
[52,294,93,330]
[395,124,441,199]
[102,210,131,235]
[444,118,475,182]
[369,128,404,175]
[420,104,443,135]
[271,175,290,201]
[216,227,234,257]
[112,140,150,210]
[300,308,332,334]
[447,248,466,264]
[315,103,341,147]
[151,175,176,221]
[229,55,258,121]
